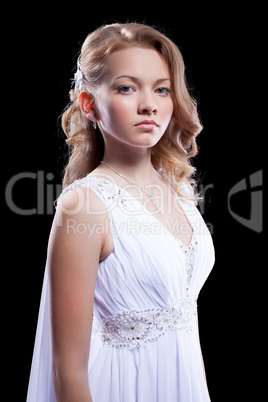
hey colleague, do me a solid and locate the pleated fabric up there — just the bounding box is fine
[27,176,215,401]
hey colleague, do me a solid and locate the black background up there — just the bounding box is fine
[4,6,264,401]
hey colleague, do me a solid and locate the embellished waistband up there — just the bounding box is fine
[100,297,197,350]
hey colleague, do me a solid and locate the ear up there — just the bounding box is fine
[79,91,96,121]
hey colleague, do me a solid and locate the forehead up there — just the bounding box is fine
[103,47,170,82]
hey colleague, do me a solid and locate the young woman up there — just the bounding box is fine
[27,23,215,402]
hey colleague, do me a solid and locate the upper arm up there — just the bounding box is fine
[47,187,109,374]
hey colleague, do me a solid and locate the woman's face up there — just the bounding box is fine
[95,47,174,150]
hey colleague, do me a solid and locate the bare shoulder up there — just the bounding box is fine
[51,178,113,262]
[56,181,108,217]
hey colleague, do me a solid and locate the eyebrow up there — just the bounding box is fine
[114,75,171,85]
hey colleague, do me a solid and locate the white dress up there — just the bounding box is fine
[27,176,215,402]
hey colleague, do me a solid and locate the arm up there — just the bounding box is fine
[47,187,111,402]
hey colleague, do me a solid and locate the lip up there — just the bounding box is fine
[135,120,159,129]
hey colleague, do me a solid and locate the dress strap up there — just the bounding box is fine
[56,176,117,204]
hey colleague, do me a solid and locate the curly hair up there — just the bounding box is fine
[61,23,202,202]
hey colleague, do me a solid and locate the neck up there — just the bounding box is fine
[102,146,154,185]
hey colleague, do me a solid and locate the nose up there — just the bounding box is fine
[138,91,158,115]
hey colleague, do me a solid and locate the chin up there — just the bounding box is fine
[134,132,162,147]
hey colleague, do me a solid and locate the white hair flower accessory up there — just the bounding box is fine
[73,57,83,92]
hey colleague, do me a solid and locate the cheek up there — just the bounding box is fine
[164,99,174,119]
[160,99,174,129]
[98,98,134,134]
[107,98,133,122]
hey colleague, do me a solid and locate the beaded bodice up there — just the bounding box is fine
[59,175,214,351]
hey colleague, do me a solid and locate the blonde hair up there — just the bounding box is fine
[61,23,202,202]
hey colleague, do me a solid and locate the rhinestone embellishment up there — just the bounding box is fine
[57,176,129,209]
[101,297,197,350]
[176,232,198,288]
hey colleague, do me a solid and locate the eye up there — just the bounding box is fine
[117,85,134,94]
[155,87,171,96]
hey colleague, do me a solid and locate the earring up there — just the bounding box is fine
[92,116,97,129]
